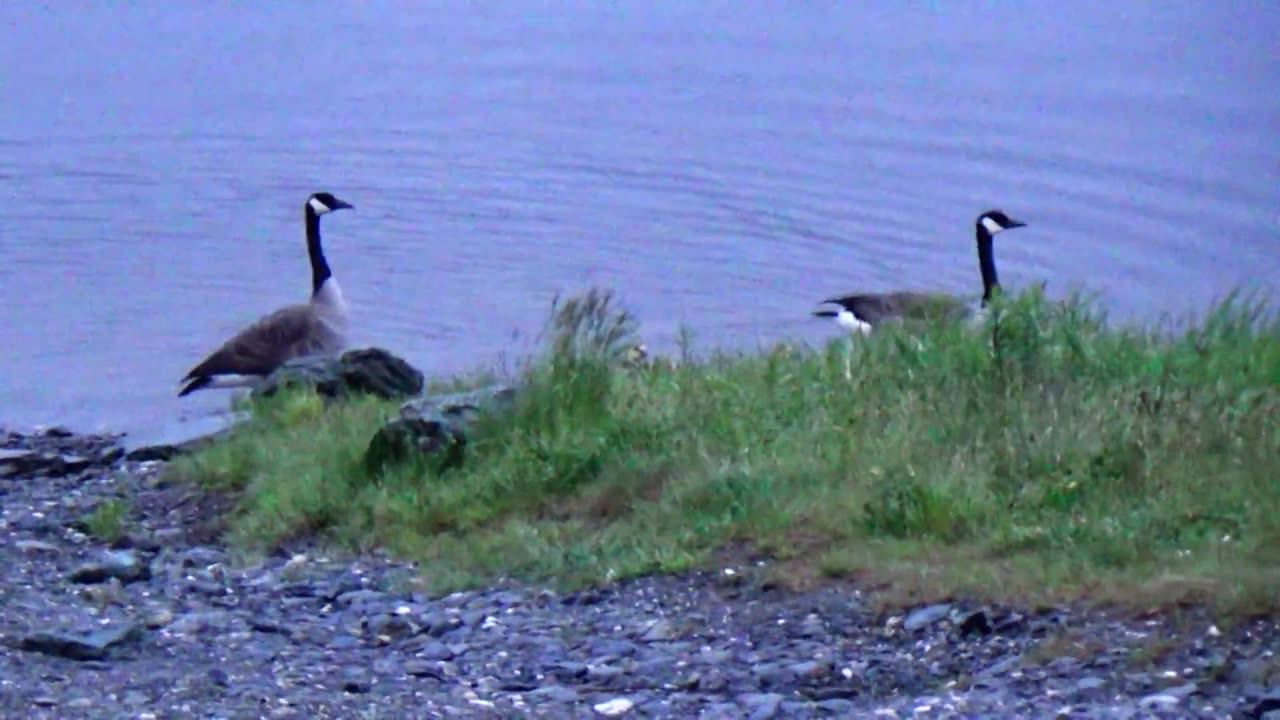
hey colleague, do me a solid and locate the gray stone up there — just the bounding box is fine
[640,619,677,642]
[979,655,1023,677]
[68,550,150,585]
[1047,656,1082,673]
[416,640,456,661]
[168,611,239,636]
[422,612,463,638]
[588,638,638,658]
[737,692,784,720]
[528,685,580,704]
[592,697,634,716]
[1138,692,1182,710]
[701,704,742,719]
[247,614,280,630]
[335,586,384,602]
[751,662,790,688]
[788,660,830,682]
[187,579,229,597]
[697,670,729,692]
[808,686,860,702]
[587,664,625,683]
[1160,682,1198,699]
[1232,659,1280,685]
[816,699,856,714]
[698,649,734,665]
[18,622,142,661]
[15,539,60,554]
[255,347,425,401]
[487,590,525,606]
[902,603,952,631]
[143,606,175,629]
[1075,676,1107,694]
[798,614,826,638]
[342,677,371,694]
[403,660,448,681]
[179,546,227,568]
[367,613,420,640]
[550,661,588,681]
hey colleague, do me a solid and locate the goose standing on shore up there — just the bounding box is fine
[813,209,1027,333]
[178,192,355,397]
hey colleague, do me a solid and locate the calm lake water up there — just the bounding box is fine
[1,2,1277,440]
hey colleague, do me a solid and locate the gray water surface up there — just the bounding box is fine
[1,2,1277,438]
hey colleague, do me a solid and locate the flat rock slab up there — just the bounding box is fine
[17,623,142,661]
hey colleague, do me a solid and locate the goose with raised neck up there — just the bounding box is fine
[178,191,355,397]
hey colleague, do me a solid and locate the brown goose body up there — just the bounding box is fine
[814,291,972,330]
[178,192,354,397]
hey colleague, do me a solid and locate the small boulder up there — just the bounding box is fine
[364,384,518,474]
[902,603,952,632]
[593,697,635,717]
[365,416,467,474]
[18,622,142,661]
[68,550,151,585]
[254,347,425,401]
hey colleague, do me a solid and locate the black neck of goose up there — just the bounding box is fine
[976,224,999,306]
[305,206,332,297]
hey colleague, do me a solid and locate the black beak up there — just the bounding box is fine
[1007,219,1027,229]
[333,198,354,211]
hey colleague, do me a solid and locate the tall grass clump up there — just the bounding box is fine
[168,286,1280,610]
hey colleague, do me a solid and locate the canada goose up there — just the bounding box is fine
[813,209,1027,332]
[177,192,355,397]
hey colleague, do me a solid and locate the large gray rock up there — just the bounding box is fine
[253,347,425,401]
[364,384,519,474]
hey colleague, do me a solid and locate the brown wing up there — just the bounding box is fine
[182,304,338,382]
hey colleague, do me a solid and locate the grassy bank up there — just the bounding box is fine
[166,287,1280,613]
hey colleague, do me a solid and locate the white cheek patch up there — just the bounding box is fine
[980,216,1004,234]
[308,197,331,215]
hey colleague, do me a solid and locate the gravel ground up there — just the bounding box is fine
[2,427,1278,719]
